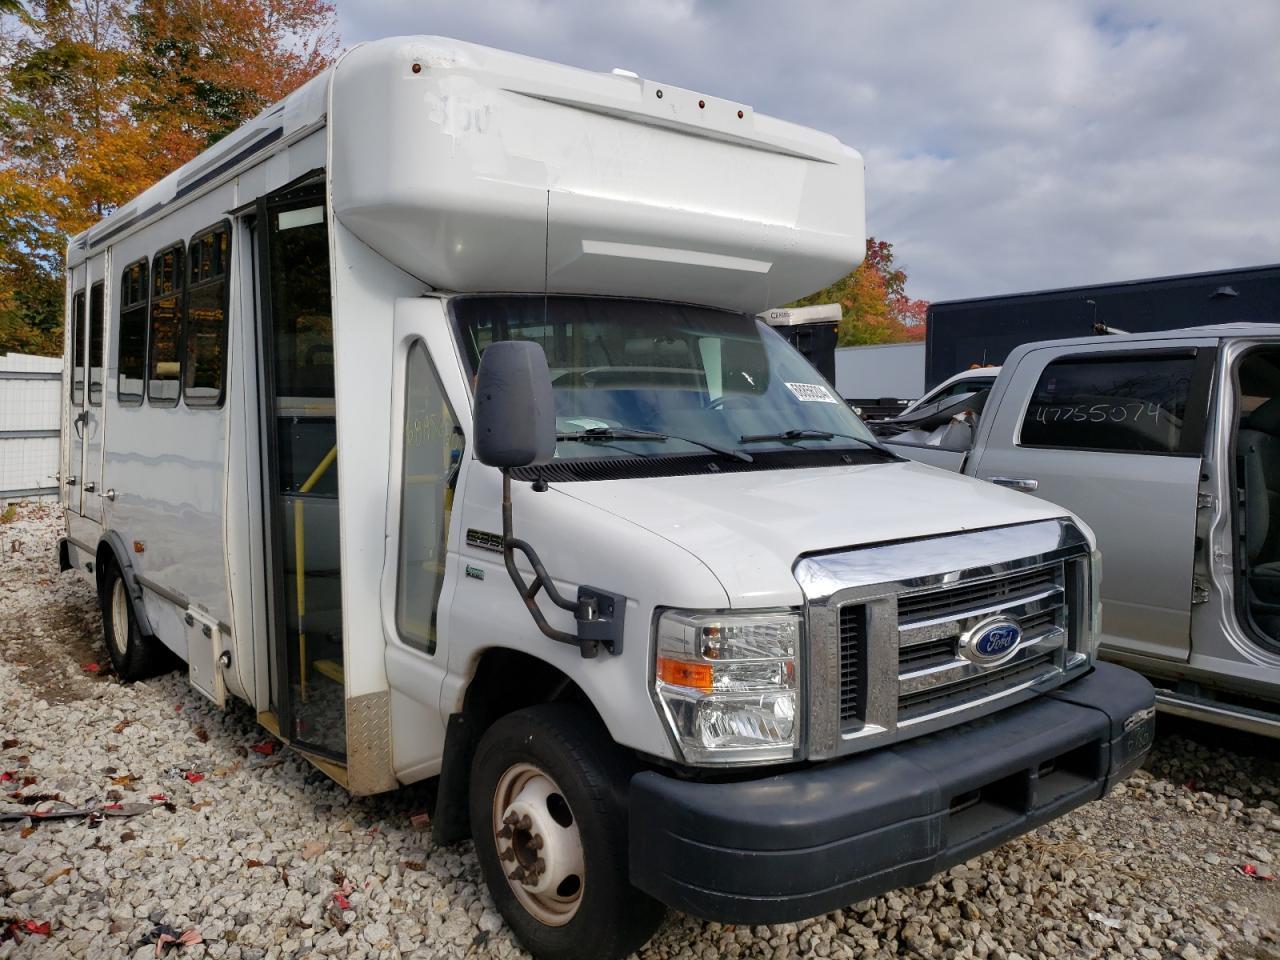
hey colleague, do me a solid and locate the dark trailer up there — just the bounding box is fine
[925,263,1280,388]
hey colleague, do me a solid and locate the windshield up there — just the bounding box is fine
[452,296,878,463]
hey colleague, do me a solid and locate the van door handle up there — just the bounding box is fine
[989,476,1039,493]
[66,476,78,486]
[83,481,96,493]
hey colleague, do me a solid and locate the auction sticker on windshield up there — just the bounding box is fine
[786,382,838,403]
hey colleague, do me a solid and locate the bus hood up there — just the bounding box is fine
[555,460,1071,608]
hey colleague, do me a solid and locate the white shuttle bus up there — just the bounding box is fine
[59,37,1157,959]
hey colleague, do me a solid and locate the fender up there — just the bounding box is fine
[96,531,157,638]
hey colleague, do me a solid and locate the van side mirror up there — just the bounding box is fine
[474,340,556,469]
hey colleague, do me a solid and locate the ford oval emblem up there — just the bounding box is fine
[965,617,1024,664]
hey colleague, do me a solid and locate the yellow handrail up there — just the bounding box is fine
[294,444,338,702]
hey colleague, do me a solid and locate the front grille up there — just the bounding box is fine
[898,637,957,672]
[839,604,866,723]
[898,652,1055,720]
[836,560,1073,732]
[898,565,1058,623]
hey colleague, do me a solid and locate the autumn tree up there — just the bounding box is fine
[789,238,929,346]
[0,0,337,355]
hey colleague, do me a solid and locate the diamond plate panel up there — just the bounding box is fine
[345,691,397,795]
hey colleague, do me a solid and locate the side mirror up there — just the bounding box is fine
[474,340,556,469]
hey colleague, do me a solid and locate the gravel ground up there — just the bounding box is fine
[1,500,1278,960]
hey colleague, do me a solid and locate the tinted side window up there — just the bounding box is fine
[88,281,105,406]
[1020,353,1199,454]
[396,340,465,655]
[118,260,148,405]
[184,224,230,407]
[70,290,86,405]
[148,244,184,405]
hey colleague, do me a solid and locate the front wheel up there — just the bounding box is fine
[469,704,666,960]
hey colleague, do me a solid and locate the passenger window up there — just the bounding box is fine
[118,260,148,405]
[396,340,464,655]
[1020,353,1200,454]
[88,281,105,406]
[184,224,230,407]
[148,243,184,405]
[70,290,86,405]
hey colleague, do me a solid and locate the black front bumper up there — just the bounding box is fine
[629,662,1154,923]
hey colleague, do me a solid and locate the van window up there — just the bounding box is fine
[148,243,184,405]
[396,340,464,655]
[118,259,148,405]
[88,281,105,406]
[184,224,230,407]
[1019,353,1200,454]
[70,290,86,405]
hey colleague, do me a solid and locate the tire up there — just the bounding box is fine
[469,704,666,960]
[100,562,164,681]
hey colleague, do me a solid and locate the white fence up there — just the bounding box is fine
[0,352,62,501]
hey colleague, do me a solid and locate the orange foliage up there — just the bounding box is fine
[789,238,929,346]
[0,0,337,354]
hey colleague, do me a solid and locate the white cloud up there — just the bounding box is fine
[335,0,1280,301]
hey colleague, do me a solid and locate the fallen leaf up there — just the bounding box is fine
[301,840,326,860]
[112,720,134,735]
[148,793,168,803]
[106,789,123,802]
[250,740,276,756]
[120,831,136,842]
[0,771,14,782]
[401,860,424,872]
[20,826,35,838]
[81,662,100,673]
[194,727,208,743]
[245,859,263,869]
[332,892,350,910]
[189,800,212,811]
[409,811,430,830]
[15,919,51,936]
[173,704,183,713]
[182,772,204,784]
[43,867,72,885]
[111,774,138,788]
[1,739,17,749]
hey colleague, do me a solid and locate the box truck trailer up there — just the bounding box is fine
[58,36,1154,960]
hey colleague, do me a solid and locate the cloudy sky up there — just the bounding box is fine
[336,1,1279,303]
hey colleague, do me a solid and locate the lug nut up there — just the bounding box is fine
[503,812,519,826]
[508,866,525,881]
[517,815,531,831]
[497,825,513,839]
[499,848,515,862]
[529,835,543,850]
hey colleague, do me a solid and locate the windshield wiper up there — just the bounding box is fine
[738,428,896,457]
[558,426,753,462]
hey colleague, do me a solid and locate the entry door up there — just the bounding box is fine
[256,186,346,759]
[66,273,87,514]
[971,343,1215,662]
[81,254,108,523]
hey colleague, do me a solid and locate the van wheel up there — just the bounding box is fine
[101,563,162,680]
[469,704,666,960]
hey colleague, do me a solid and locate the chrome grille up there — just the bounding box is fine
[898,652,1056,720]
[797,519,1093,761]
[838,604,866,722]
[897,566,1059,622]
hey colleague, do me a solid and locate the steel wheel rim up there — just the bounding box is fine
[491,761,585,926]
[110,578,130,657]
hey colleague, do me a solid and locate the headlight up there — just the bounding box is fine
[653,609,801,765]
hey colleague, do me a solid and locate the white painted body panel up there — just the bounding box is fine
[557,461,1066,609]
[329,38,865,315]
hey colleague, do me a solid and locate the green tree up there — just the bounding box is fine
[789,237,929,346]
